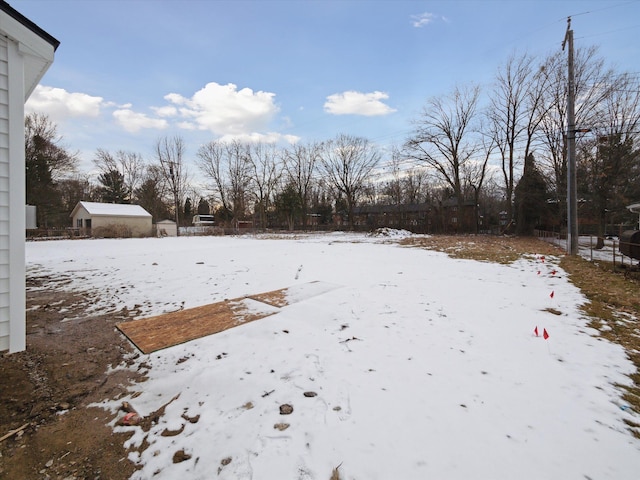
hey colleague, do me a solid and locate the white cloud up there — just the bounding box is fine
[161,82,280,136]
[25,85,104,120]
[411,12,436,28]
[151,105,178,117]
[113,108,168,133]
[324,91,396,116]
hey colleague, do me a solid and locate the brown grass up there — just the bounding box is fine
[400,234,561,264]
[403,234,640,436]
[559,255,640,436]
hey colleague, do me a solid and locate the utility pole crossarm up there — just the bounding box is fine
[562,16,571,51]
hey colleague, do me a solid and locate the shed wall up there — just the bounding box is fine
[92,215,152,237]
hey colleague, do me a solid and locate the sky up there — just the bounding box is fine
[12,0,640,175]
[26,231,640,479]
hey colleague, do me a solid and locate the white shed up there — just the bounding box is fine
[156,219,177,237]
[1,2,58,353]
[70,201,153,237]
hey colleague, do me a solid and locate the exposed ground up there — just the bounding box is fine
[0,278,145,480]
[1,234,638,479]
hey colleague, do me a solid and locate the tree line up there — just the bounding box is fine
[26,46,640,237]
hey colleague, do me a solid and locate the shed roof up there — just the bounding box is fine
[71,201,152,218]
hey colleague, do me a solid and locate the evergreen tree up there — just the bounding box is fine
[97,169,129,203]
[25,114,77,227]
[514,153,548,235]
[197,198,210,215]
[183,197,192,225]
[274,183,303,230]
[134,177,170,223]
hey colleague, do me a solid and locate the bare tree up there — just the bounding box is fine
[196,140,251,224]
[224,140,252,222]
[404,84,481,225]
[402,167,430,204]
[282,141,321,227]
[155,135,188,230]
[381,146,404,204]
[134,164,171,223]
[487,53,551,222]
[94,149,145,202]
[247,143,282,229]
[537,46,615,220]
[196,140,231,215]
[25,113,78,226]
[25,112,78,181]
[578,71,640,241]
[319,134,381,228]
[462,132,497,232]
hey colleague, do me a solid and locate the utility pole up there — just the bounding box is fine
[563,17,578,255]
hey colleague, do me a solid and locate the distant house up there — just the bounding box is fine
[192,214,215,226]
[352,203,432,233]
[1,2,58,353]
[70,201,153,237]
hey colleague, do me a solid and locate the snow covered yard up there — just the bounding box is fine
[26,232,640,480]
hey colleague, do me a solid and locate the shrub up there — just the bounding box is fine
[92,224,132,238]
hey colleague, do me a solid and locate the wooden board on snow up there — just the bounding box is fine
[117,281,339,354]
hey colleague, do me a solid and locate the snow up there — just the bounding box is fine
[543,234,640,265]
[26,232,640,480]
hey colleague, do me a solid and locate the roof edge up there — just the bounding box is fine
[1,1,60,50]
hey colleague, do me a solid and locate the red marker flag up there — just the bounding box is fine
[537,270,541,275]
[543,328,549,340]
[551,269,557,276]
[550,291,555,299]
[534,326,539,336]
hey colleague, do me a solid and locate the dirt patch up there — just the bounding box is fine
[0,281,145,480]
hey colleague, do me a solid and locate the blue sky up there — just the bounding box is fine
[12,0,640,174]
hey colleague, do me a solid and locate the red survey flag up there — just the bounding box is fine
[537,270,541,275]
[543,328,549,340]
[550,290,555,299]
[534,326,539,336]
[551,269,557,276]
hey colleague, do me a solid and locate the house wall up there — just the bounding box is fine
[0,4,56,353]
[0,37,10,352]
[0,36,27,352]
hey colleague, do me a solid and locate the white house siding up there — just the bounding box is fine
[0,4,56,352]
[0,36,27,353]
[0,37,10,351]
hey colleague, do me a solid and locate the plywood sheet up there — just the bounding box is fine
[117,281,340,354]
